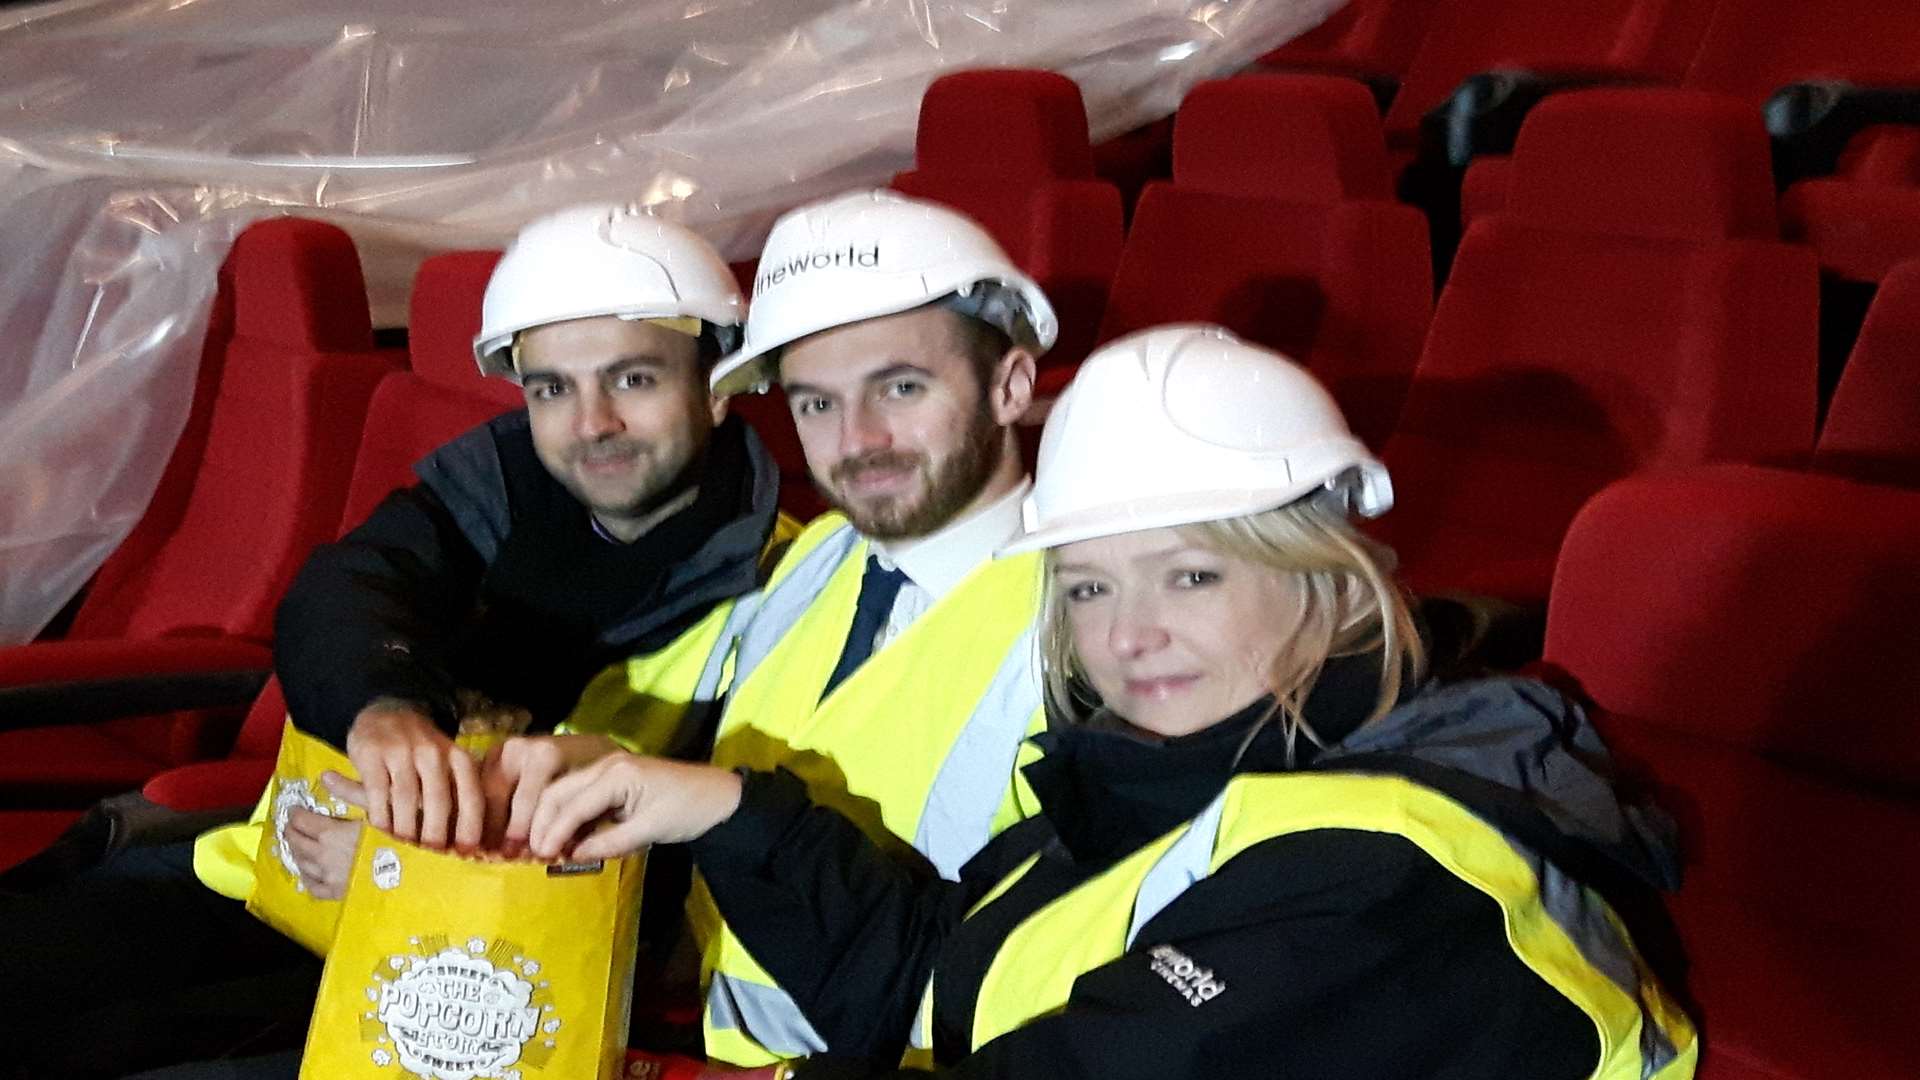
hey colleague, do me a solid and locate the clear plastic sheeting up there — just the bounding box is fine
[0,0,1342,643]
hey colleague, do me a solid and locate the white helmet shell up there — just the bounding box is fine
[710,189,1057,398]
[1002,324,1392,554]
[473,204,744,381]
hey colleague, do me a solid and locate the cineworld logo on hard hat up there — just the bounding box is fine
[755,244,881,294]
[364,937,563,1080]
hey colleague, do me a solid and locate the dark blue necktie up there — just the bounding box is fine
[821,556,909,700]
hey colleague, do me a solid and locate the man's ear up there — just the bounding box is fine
[988,347,1037,427]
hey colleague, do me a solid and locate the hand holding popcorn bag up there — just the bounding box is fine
[245,718,364,955]
[300,829,645,1080]
[248,693,535,956]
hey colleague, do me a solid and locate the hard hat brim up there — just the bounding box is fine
[999,464,1393,556]
[474,310,743,383]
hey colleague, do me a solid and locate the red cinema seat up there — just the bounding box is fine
[1092,75,1430,449]
[0,251,530,869]
[892,69,1124,372]
[1172,75,1395,203]
[1463,87,1780,239]
[150,250,528,805]
[1780,127,1920,284]
[1781,174,1920,285]
[1684,0,1920,109]
[351,250,523,515]
[1382,0,1718,154]
[1542,465,1920,1080]
[1256,0,1446,92]
[0,218,397,805]
[1374,90,1816,603]
[1813,260,1920,488]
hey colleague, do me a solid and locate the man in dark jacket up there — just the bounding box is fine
[0,204,786,1080]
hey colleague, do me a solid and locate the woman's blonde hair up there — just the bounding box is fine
[1039,492,1426,761]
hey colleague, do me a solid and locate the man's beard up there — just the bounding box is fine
[563,435,698,522]
[818,402,1004,541]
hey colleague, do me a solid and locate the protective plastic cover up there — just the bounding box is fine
[0,0,1341,642]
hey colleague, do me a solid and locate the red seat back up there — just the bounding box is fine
[1542,466,1920,1080]
[70,217,394,645]
[1502,89,1779,242]
[336,251,522,529]
[1380,225,1816,600]
[1095,75,1430,449]
[1098,188,1430,450]
[1257,0,1445,80]
[1172,75,1393,201]
[1376,91,1816,600]
[1814,260,1920,487]
[892,69,1124,370]
[1684,0,1920,106]
[1382,0,1719,147]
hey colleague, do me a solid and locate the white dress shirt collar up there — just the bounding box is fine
[868,478,1031,602]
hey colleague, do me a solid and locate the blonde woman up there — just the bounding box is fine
[529,325,1698,1080]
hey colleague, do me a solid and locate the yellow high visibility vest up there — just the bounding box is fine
[698,513,1046,1066]
[915,772,1697,1079]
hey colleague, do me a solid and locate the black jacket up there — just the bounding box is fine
[690,659,1681,1079]
[273,412,782,749]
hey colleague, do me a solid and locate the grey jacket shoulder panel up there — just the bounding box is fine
[1323,676,1681,890]
[411,411,524,564]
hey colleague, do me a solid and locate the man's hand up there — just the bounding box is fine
[342,701,482,850]
[527,753,743,862]
[284,808,363,901]
[479,734,622,856]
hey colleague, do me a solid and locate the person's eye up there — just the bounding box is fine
[526,382,566,402]
[1172,569,1221,588]
[883,379,924,400]
[615,371,657,390]
[1063,581,1106,602]
[792,396,834,418]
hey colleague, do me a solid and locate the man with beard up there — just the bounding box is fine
[651,189,1059,1067]
[0,204,793,1079]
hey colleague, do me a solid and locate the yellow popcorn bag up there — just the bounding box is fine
[248,695,533,956]
[300,832,645,1080]
[245,718,363,955]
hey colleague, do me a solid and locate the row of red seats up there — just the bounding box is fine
[0,229,517,859]
[903,69,1919,606]
[1260,0,1920,162]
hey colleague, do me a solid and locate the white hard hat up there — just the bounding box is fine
[710,189,1058,398]
[473,204,744,381]
[1002,325,1392,555]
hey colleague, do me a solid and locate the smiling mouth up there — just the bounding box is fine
[1124,675,1200,699]
[574,443,648,476]
[840,466,916,495]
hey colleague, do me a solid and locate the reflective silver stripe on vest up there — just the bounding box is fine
[728,523,863,691]
[913,625,1042,879]
[1126,790,1230,948]
[1524,848,1680,1078]
[909,977,935,1051]
[669,591,775,743]
[707,973,828,1056]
